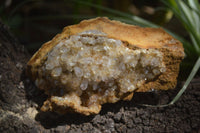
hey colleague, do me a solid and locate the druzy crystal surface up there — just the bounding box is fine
[35,30,166,115]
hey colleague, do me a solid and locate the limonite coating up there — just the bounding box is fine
[27,17,184,115]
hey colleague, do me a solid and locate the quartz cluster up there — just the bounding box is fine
[34,30,166,115]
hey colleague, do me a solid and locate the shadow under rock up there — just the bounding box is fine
[35,111,95,129]
[22,71,95,129]
[22,68,182,129]
[35,91,162,129]
[99,91,160,115]
[22,72,48,108]
[100,80,184,115]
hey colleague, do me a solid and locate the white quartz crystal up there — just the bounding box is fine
[51,67,62,77]
[92,82,99,90]
[74,67,83,77]
[42,30,166,103]
[80,79,88,90]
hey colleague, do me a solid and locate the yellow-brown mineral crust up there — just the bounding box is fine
[26,17,184,115]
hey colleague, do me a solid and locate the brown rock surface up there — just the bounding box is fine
[0,19,199,133]
[27,17,184,115]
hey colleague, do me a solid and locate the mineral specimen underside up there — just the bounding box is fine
[35,30,166,115]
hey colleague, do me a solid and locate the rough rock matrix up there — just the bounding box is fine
[27,17,184,115]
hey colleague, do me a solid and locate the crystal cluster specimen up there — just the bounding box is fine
[27,17,184,115]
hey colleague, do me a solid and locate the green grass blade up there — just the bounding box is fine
[169,57,200,104]
[71,0,131,18]
[164,0,195,34]
[24,15,96,21]
[130,16,159,28]
[179,1,200,51]
[189,33,200,55]
[163,0,200,56]
[71,0,159,28]
[177,0,194,26]
[188,0,200,35]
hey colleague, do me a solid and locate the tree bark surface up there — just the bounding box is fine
[0,21,200,133]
